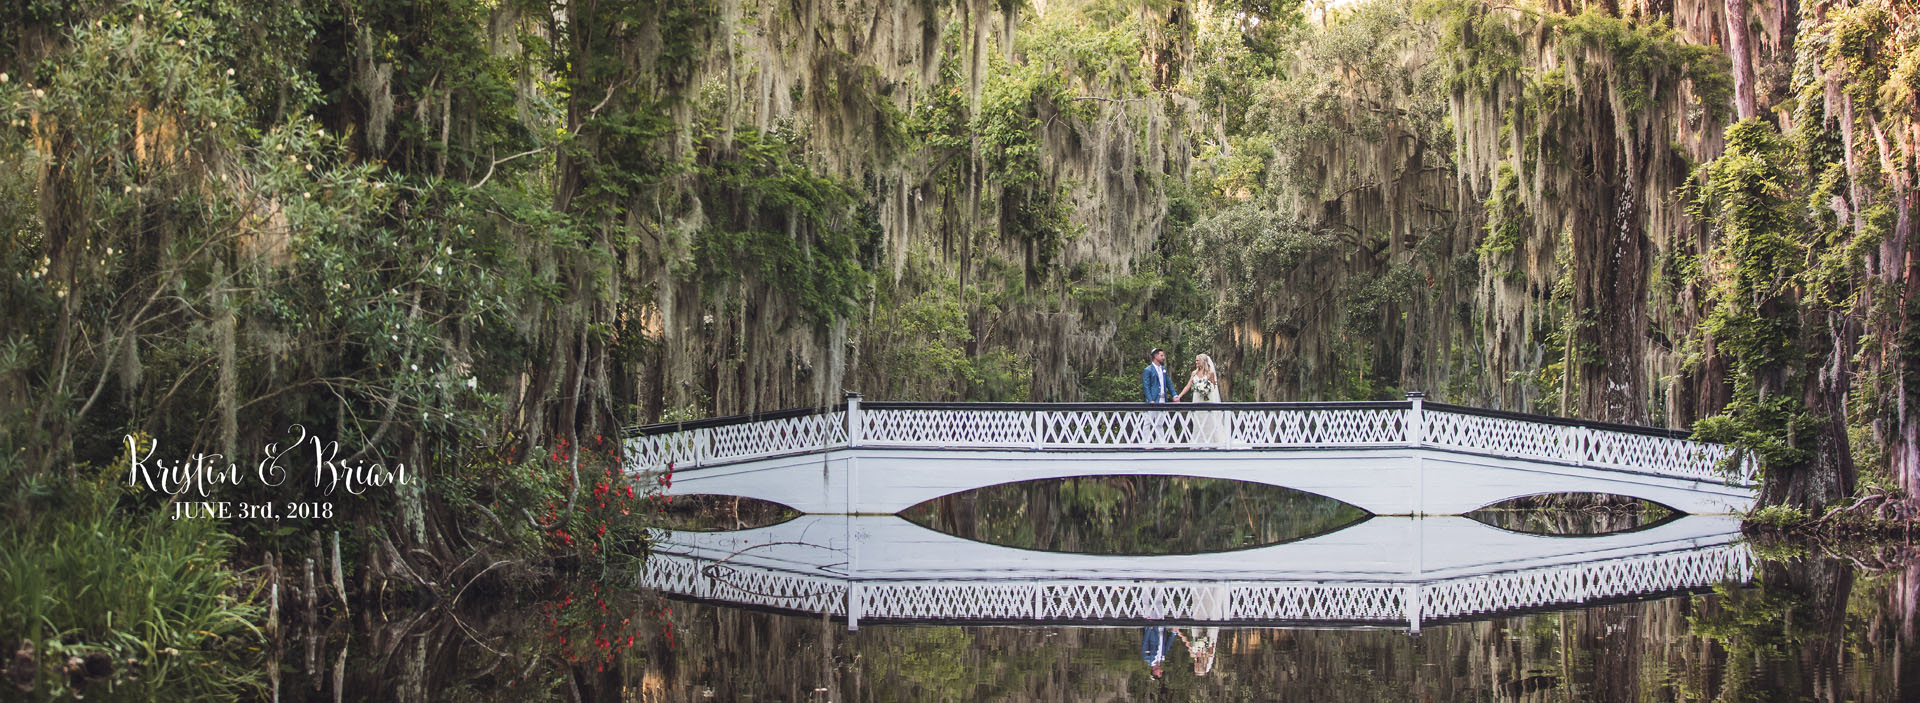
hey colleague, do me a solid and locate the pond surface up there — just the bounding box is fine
[98,479,1920,702]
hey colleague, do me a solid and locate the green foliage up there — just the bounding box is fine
[1479,163,1529,258]
[1019,0,1151,96]
[0,458,262,697]
[974,57,1079,274]
[1745,503,1810,528]
[1431,0,1522,95]
[693,125,876,323]
[1688,119,1815,471]
[863,260,1034,402]
[1826,3,1896,106]
[1189,203,1331,321]
[1555,7,1731,112]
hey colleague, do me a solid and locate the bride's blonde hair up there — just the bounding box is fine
[1197,353,1217,380]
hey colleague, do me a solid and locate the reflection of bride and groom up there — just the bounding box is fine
[1140,585,1229,679]
[1141,348,1228,445]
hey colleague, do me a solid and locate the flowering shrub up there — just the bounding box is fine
[442,432,654,574]
[448,433,676,671]
[537,581,670,671]
[527,435,651,569]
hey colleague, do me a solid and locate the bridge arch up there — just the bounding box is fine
[650,448,1755,516]
[893,470,1375,518]
[1466,492,1682,536]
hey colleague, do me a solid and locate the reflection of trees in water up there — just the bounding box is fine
[642,553,1918,703]
[901,476,1368,554]
[1466,493,1673,536]
[653,495,800,531]
[269,586,672,703]
[262,551,1919,702]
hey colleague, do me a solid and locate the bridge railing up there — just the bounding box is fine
[640,540,1755,630]
[626,395,1758,485]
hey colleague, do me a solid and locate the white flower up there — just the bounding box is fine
[0,73,8,83]
[444,246,452,255]
[410,364,419,372]
[433,265,442,275]
[226,68,234,77]
[32,88,44,99]
[465,377,477,389]
[390,334,398,342]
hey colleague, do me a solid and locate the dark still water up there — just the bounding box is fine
[119,479,1920,702]
[257,551,1918,702]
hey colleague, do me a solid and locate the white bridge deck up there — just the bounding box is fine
[626,395,1759,515]
[640,515,1754,631]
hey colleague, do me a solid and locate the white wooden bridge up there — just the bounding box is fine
[626,394,1759,515]
[639,514,1754,631]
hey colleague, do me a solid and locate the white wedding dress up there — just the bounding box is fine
[1188,373,1228,446]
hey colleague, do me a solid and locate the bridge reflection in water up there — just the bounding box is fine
[640,515,1753,633]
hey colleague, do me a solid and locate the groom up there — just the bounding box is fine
[1141,348,1174,402]
[1142,348,1176,444]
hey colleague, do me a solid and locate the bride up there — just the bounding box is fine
[1175,354,1228,445]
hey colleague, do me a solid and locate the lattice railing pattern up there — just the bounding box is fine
[1234,408,1406,447]
[1227,583,1408,622]
[1419,543,1754,619]
[641,544,1752,626]
[631,412,848,470]
[863,409,1035,447]
[629,428,703,472]
[1583,430,1752,483]
[627,401,1752,486]
[1039,409,1200,447]
[1423,412,1572,462]
[640,554,847,615]
[857,581,1411,623]
[705,411,846,463]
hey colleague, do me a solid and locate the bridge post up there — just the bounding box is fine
[1404,584,1422,634]
[845,392,863,448]
[847,584,863,631]
[1405,391,1425,446]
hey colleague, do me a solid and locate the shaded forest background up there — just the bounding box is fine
[3,0,1919,612]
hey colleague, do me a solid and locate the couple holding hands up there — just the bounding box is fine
[1141,348,1221,404]
[1141,347,1228,445]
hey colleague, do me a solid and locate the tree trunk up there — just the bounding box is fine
[1725,0,1756,120]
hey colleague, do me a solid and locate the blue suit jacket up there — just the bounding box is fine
[1142,363,1173,403]
[1141,627,1174,665]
